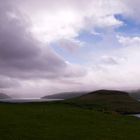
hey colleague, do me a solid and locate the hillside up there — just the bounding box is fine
[1,102,140,140]
[65,90,140,114]
[42,92,87,99]
[0,91,140,139]
[0,93,11,99]
[129,90,140,100]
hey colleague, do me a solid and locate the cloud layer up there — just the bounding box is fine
[0,0,140,97]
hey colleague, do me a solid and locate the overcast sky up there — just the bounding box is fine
[1,0,140,98]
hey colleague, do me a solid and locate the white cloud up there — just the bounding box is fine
[14,0,124,43]
[118,35,140,47]
[82,35,140,90]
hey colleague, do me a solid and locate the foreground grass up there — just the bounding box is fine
[0,102,140,140]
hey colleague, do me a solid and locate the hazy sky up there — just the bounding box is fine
[1,0,140,98]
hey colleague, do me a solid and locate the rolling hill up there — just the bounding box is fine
[0,90,140,139]
[129,90,140,100]
[65,90,140,114]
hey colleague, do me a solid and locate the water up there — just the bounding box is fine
[132,114,140,118]
[0,98,63,103]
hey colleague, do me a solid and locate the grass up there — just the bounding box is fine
[0,102,140,140]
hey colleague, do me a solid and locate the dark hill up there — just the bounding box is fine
[129,90,140,100]
[0,93,11,99]
[66,90,140,114]
[42,92,87,100]
[77,90,130,101]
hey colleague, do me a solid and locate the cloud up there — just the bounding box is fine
[0,1,85,91]
[122,0,140,22]
[100,56,119,65]
[57,39,83,52]
[83,35,140,90]
[0,7,66,79]
[117,35,140,47]
[0,76,20,89]
[1,0,140,97]
[13,0,124,43]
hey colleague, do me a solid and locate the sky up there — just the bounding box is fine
[1,0,140,98]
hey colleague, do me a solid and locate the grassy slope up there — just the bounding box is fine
[1,90,140,140]
[65,90,140,114]
[0,102,140,140]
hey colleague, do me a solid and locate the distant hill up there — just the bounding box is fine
[129,90,140,100]
[65,90,140,114]
[42,92,87,100]
[0,93,11,99]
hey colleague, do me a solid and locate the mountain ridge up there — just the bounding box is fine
[0,93,11,99]
[41,91,88,99]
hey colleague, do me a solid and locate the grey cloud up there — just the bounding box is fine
[0,0,85,87]
[0,1,65,80]
[57,39,82,52]
[100,56,118,65]
[0,76,20,89]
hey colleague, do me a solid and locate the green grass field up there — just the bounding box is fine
[0,102,140,140]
